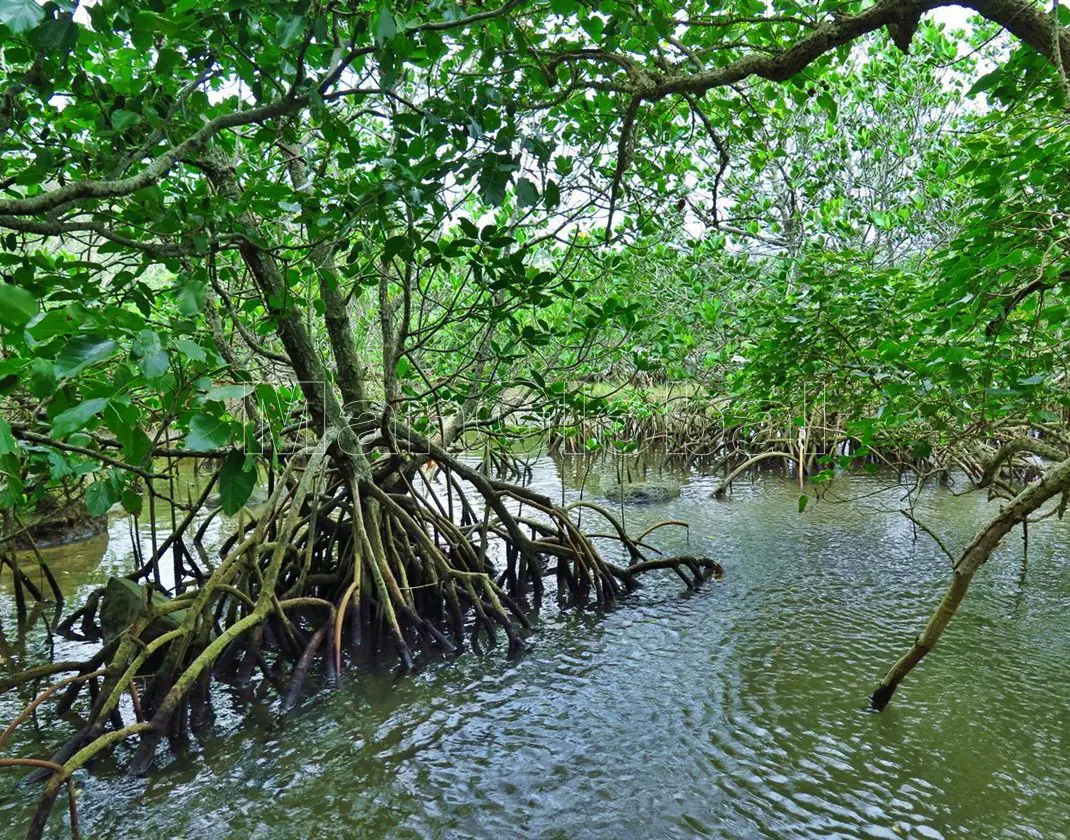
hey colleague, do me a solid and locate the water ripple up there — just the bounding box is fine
[3,464,1070,838]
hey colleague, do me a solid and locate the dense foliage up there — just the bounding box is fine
[0,1,1067,498]
[1,0,1070,835]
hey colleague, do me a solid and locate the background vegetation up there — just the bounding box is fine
[1,0,1070,836]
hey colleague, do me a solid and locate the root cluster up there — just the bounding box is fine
[0,434,720,839]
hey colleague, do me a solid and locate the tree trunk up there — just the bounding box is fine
[198,149,370,478]
[871,455,1070,709]
[281,140,370,420]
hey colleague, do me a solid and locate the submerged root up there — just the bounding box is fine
[1,434,721,838]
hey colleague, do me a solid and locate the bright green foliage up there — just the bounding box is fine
[0,0,1068,515]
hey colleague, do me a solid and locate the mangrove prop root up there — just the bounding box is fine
[2,437,721,838]
[0,760,79,839]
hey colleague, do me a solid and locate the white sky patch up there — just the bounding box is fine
[933,1,1068,35]
[931,7,974,30]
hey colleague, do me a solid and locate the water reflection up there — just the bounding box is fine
[2,457,1069,839]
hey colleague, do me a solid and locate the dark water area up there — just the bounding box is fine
[3,457,1070,839]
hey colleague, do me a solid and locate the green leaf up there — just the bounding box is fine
[966,69,1003,97]
[184,412,231,451]
[104,403,152,464]
[175,276,207,315]
[373,5,396,43]
[54,335,118,379]
[396,355,412,379]
[121,489,143,516]
[0,417,16,455]
[27,358,56,397]
[205,383,253,402]
[545,179,560,210]
[515,178,539,208]
[52,397,109,438]
[85,480,118,517]
[423,29,445,61]
[798,494,809,513]
[37,16,78,50]
[111,109,140,131]
[276,13,304,48]
[478,163,510,207]
[132,330,169,379]
[27,307,82,341]
[172,338,207,363]
[219,450,257,515]
[122,427,152,464]
[0,0,45,33]
[383,234,411,260]
[816,92,837,120]
[141,350,171,381]
[0,281,38,328]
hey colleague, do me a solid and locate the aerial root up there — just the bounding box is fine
[2,438,720,838]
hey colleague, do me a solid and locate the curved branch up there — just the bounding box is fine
[643,1,1070,100]
[0,97,308,217]
[605,95,641,241]
[872,454,1070,709]
[0,216,233,257]
[712,451,797,498]
[979,437,1066,488]
[900,510,955,564]
[10,426,166,481]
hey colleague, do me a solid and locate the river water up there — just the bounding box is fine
[2,457,1070,839]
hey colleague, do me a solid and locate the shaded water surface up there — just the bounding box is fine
[3,458,1070,839]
